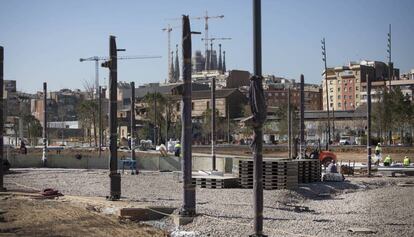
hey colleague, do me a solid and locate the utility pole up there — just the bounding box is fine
[42,82,48,167]
[250,0,267,236]
[321,38,331,150]
[153,91,157,146]
[130,82,135,161]
[211,76,216,170]
[0,46,5,191]
[102,35,123,201]
[98,86,102,157]
[387,24,392,90]
[367,72,372,176]
[387,24,393,145]
[179,15,197,218]
[288,87,292,159]
[300,75,305,159]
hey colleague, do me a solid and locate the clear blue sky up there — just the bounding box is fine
[1,0,413,93]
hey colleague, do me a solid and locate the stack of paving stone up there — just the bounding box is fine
[296,159,321,183]
[192,175,239,189]
[235,159,299,190]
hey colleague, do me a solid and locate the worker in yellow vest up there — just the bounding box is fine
[383,155,392,166]
[403,156,411,167]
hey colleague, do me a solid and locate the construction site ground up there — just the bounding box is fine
[2,168,414,237]
[0,191,167,237]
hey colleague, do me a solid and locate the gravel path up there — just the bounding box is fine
[4,168,414,237]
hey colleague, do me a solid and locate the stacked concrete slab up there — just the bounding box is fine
[295,159,321,183]
[236,159,298,190]
[191,176,239,189]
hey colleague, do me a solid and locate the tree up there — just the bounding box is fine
[78,99,98,147]
[23,115,42,146]
[142,92,167,145]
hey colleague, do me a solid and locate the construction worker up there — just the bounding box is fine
[373,143,382,165]
[403,156,411,167]
[383,155,392,167]
[174,142,181,157]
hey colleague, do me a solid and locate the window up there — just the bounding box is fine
[356,102,359,106]
[356,86,359,90]
[356,94,359,98]
[192,102,194,110]
[349,87,352,91]
[330,103,333,107]
[337,88,341,92]
[123,98,131,106]
[344,87,347,92]
[344,95,347,99]
[349,95,352,99]
[337,95,341,99]
[338,102,341,107]
[330,96,333,101]
[206,101,210,109]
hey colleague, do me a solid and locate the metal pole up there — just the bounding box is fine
[0,46,5,191]
[98,86,102,157]
[130,82,135,161]
[367,72,372,176]
[332,107,335,142]
[42,82,47,167]
[154,92,157,146]
[211,76,216,170]
[251,1,266,236]
[179,15,196,217]
[288,87,292,159]
[300,74,305,159]
[322,38,331,150]
[95,60,99,98]
[108,35,121,200]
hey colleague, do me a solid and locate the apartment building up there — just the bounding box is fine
[322,60,400,111]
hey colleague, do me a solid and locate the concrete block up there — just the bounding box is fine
[173,214,194,226]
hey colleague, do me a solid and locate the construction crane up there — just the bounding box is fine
[79,55,161,96]
[201,37,231,70]
[167,11,224,71]
[162,24,179,83]
[192,11,224,70]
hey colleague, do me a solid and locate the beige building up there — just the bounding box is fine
[322,60,400,111]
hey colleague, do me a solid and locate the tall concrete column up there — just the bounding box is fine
[98,86,102,157]
[42,82,47,167]
[367,72,372,176]
[211,76,216,170]
[130,82,135,161]
[0,46,5,191]
[179,15,196,217]
[107,35,121,200]
[300,74,305,159]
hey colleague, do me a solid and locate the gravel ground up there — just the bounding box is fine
[4,168,414,237]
